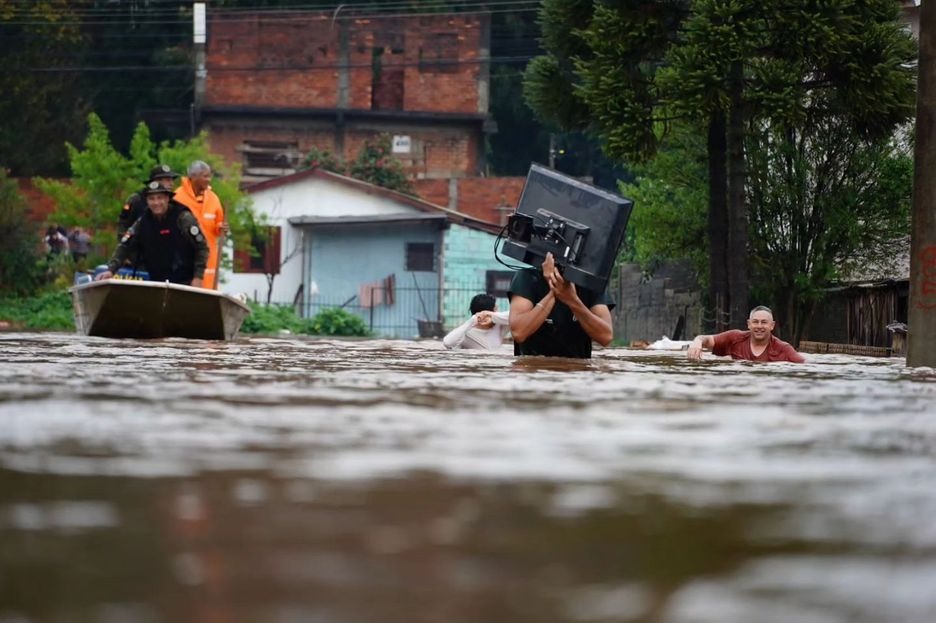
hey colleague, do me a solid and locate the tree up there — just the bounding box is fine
[617,100,913,346]
[524,0,916,329]
[0,169,44,295]
[0,0,197,176]
[34,113,255,268]
[488,64,551,176]
[0,0,90,176]
[618,125,708,280]
[747,115,913,344]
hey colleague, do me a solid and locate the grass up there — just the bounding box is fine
[0,290,75,331]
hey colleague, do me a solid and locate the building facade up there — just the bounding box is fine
[198,9,493,186]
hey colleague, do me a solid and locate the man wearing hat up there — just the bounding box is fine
[117,164,180,239]
[97,181,209,287]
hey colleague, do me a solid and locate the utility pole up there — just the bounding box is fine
[908,0,936,366]
[192,2,207,137]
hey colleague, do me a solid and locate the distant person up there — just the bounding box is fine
[442,293,510,351]
[508,252,614,358]
[174,160,228,290]
[119,164,180,239]
[96,181,208,287]
[44,225,67,256]
[68,226,92,263]
[687,305,805,363]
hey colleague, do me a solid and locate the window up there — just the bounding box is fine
[486,270,513,298]
[234,226,281,274]
[405,242,435,272]
[241,141,301,179]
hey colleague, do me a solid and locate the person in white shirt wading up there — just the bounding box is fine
[443,294,510,351]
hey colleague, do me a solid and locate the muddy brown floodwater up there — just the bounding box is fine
[1,332,936,623]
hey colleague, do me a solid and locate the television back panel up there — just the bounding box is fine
[502,164,634,292]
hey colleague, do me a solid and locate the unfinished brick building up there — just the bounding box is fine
[198,8,495,187]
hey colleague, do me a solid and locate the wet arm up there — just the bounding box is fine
[509,291,556,343]
[687,334,715,360]
[442,316,476,349]
[549,269,612,346]
[786,345,806,364]
[564,296,613,347]
[490,310,510,325]
[104,229,139,274]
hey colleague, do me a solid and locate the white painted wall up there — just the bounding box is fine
[220,174,424,304]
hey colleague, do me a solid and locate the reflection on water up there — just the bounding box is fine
[1,333,936,622]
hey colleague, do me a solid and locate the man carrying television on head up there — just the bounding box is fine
[508,251,615,358]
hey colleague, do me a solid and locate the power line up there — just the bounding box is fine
[11,53,536,73]
[0,2,540,26]
[0,0,539,16]
[1,55,544,72]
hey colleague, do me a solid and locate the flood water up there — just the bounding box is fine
[1,332,936,623]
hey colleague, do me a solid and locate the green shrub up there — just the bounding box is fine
[240,302,309,334]
[300,146,344,174]
[347,135,412,194]
[308,307,370,337]
[240,303,370,337]
[0,290,74,331]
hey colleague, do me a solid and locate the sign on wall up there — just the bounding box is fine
[392,135,412,154]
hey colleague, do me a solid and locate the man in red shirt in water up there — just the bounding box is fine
[687,305,805,363]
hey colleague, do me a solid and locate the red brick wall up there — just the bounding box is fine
[455,177,523,224]
[205,14,340,108]
[207,122,482,182]
[411,177,524,225]
[331,129,479,178]
[401,16,486,114]
[347,24,375,110]
[205,11,487,114]
[411,179,450,208]
[206,124,338,173]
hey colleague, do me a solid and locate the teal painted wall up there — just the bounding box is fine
[442,224,515,329]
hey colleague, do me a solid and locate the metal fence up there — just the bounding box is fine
[267,284,503,338]
[263,282,630,339]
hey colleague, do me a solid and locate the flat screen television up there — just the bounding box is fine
[501,163,634,293]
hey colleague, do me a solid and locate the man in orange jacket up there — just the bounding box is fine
[174,160,228,289]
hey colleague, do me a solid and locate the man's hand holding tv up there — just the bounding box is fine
[543,252,614,347]
[543,252,578,306]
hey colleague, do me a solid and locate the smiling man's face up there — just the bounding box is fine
[146,192,171,218]
[191,168,212,194]
[747,309,775,342]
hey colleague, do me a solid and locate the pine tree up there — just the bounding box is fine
[524,0,915,329]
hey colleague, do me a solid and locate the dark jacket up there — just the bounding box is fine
[107,202,209,284]
[118,190,148,240]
